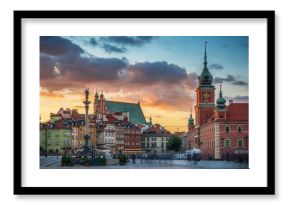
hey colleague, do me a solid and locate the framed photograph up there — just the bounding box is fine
[14,10,275,195]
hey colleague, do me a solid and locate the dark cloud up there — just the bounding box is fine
[209,63,224,70]
[100,36,154,47]
[232,81,248,86]
[86,37,126,53]
[40,54,129,87]
[214,74,248,86]
[214,75,235,83]
[102,43,127,53]
[86,36,155,54]
[40,54,56,80]
[40,37,189,94]
[124,61,188,84]
[40,37,129,90]
[40,36,84,56]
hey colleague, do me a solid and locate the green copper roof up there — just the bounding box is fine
[216,83,226,105]
[106,101,146,125]
[216,97,226,105]
[199,42,213,85]
[199,67,213,85]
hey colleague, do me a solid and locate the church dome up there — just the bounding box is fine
[216,83,226,109]
[216,96,226,105]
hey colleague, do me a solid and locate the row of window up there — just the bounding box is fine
[125,142,141,146]
[203,139,245,148]
[144,142,168,148]
[126,136,140,140]
[224,139,244,148]
[146,142,157,148]
[125,130,141,134]
[104,139,114,144]
[44,132,71,137]
[46,139,70,145]
[145,138,169,141]
[225,126,243,132]
[201,125,244,135]
[104,132,114,137]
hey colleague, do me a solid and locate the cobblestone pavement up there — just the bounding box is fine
[40,157,248,169]
[40,156,61,167]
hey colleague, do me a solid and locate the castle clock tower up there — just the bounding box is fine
[195,42,216,126]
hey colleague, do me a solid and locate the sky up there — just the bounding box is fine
[40,36,248,132]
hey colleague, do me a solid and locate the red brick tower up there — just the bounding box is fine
[195,42,216,127]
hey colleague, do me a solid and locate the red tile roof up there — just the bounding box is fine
[50,113,62,117]
[145,124,170,134]
[226,103,248,122]
[105,114,116,123]
[203,103,249,125]
[72,114,85,120]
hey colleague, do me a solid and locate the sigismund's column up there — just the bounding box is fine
[83,88,91,155]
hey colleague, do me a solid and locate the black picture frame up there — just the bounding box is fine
[14,10,275,195]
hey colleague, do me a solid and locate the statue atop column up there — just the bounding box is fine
[83,88,91,155]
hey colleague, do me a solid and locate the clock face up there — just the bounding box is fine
[203,92,210,99]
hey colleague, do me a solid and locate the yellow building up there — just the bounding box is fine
[78,119,97,149]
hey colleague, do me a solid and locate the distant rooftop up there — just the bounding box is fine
[105,101,146,125]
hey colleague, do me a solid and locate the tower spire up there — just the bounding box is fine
[198,41,213,85]
[204,41,208,67]
[95,89,99,100]
[219,81,223,98]
[216,81,226,109]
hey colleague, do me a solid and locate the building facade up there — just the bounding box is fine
[142,124,171,153]
[40,118,72,154]
[188,43,249,161]
[124,123,142,154]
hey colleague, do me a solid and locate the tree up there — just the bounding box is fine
[167,135,182,152]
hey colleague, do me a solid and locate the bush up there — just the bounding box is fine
[119,154,127,165]
[82,155,90,166]
[167,135,182,152]
[61,155,72,166]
